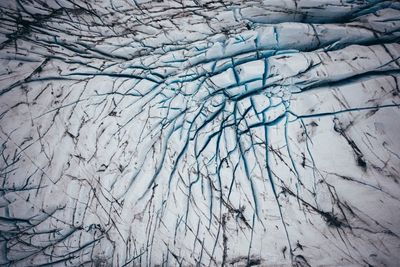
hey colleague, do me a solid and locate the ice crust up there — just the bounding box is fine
[0,0,400,266]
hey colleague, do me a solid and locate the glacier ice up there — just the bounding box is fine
[0,0,400,266]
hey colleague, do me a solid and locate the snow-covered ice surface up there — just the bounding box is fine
[0,0,400,266]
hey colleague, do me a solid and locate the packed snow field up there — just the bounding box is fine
[0,0,400,266]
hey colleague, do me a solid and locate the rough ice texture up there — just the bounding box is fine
[0,0,400,266]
